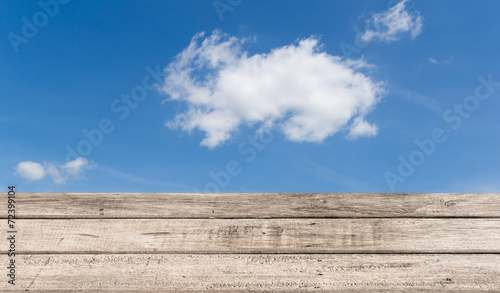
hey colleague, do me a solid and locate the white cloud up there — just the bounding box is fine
[62,157,93,176]
[429,56,453,65]
[15,161,45,181]
[360,0,423,43]
[15,157,95,184]
[161,30,385,148]
[347,117,378,139]
[44,163,64,184]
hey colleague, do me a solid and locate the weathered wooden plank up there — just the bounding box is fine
[1,254,499,291]
[1,193,499,218]
[9,291,498,293]
[8,219,500,253]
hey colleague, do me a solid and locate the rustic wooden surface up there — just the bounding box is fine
[1,193,499,292]
[7,219,500,253]
[2,193,499,218]
[1,254,499,291]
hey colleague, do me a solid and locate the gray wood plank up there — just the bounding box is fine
[7,218,500,253]
[2,193,499,218]
[1,254,498,291]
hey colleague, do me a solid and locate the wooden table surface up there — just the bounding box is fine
[1,193,499,292]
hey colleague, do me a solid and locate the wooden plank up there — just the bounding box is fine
[8,219,500,253]
[1,254,499,291]
[2,193,500,219]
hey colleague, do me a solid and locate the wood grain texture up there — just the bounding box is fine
[2,193,499,291]
[1,193,499,218]
[7,218,500,253]
[1,254,498,291]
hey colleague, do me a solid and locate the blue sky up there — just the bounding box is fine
[2,0,500,193]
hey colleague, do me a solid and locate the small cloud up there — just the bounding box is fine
[15,157,96,184]
[360,0,423,43]
[62,157,95,176]
[428,56,453,65]
[15,161,45,181]
[161,30,385,148]
[347,117,378,139]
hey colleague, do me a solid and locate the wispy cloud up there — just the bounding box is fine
[429,56,453,65]
[96,166,194,189]
[361,0,423,43]
[451,175,500,193]
[97,166,170,186]
[15,157,96,184]
[401,91,443,115]
[284,151,371,191]
[161,30,385,148]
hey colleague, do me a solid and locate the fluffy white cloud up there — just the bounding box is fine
[15,157,95,184]
[15,161,45,181]
[347,117,378,139]
[360,0,423,43]
[162,30,385,148]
